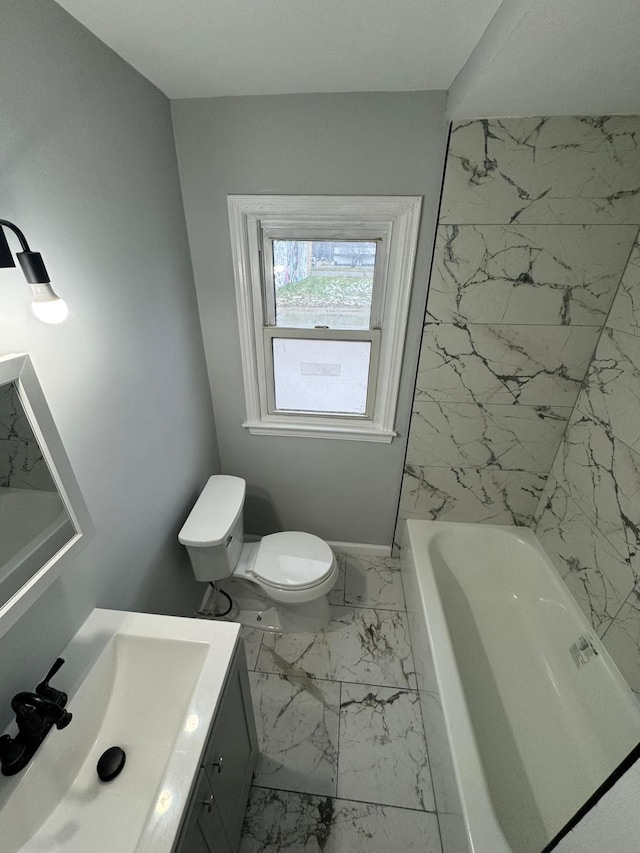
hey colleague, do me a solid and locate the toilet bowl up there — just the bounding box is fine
[178,475,337,633]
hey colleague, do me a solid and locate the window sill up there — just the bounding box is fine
[242,419,396,443]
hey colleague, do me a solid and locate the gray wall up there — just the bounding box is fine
[172,92,449,545]
[0,0,219,722]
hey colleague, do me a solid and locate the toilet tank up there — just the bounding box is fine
[178,475,246,583]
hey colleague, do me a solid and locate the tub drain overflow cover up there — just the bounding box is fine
[97,745,126,782]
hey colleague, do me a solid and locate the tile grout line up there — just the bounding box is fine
[335,679,342,800]
[398,568,445,852]
[252,666,415,692]
[249,670,423,699]
[248,783,441,816]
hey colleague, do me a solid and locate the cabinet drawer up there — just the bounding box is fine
[203,643,257,850]
[174,768,232,853]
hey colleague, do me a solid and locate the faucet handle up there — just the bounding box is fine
[36,658,67,707]
[54,709,72,730]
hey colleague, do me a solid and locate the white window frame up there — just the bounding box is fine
[227,195,422,442]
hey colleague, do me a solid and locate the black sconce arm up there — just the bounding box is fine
[0,218,50,284]
[0,218,31,253]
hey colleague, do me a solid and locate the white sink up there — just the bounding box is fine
[0,609,240,852]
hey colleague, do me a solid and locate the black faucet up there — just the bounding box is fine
[0,658,72,776]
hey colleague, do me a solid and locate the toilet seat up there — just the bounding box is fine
[251,532,335,591]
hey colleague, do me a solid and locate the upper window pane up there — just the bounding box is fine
[272,240,376,330]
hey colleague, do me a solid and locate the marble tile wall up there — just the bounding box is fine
[0,382,56,491]
[533,239,640,693]
[397,116,640,537]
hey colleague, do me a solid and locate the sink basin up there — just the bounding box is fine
[0,609,240,852]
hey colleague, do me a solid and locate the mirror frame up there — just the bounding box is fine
[0,353,93,638]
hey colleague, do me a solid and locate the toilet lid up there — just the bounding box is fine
[252,532,335,590]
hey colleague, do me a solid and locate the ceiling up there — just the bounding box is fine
[448,0,640,118]
[53,0,640,117]
[52,0,504,98]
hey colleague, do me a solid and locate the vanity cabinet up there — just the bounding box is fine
[177,769,232,853]
[174,640,258,853]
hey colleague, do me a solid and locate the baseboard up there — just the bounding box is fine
[327,540,393,557]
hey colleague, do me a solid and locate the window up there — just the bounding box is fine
[227,195,422,442]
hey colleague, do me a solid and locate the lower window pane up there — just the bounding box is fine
[272,338,371,415]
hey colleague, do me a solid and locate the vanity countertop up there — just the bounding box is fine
[0,608,241,852]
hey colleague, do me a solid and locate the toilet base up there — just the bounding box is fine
[195,577,331,633]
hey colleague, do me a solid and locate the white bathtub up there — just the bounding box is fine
[401,519,640,853]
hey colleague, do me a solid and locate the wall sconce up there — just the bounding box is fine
[0,219,68,324]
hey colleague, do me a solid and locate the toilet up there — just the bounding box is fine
[178,474,337,633]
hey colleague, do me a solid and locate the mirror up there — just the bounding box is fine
[0,353,92,637]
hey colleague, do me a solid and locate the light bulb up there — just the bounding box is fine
[29,283,69,324]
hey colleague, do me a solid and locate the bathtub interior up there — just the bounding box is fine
[402,519,640,853]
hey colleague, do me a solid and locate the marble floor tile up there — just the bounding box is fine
[328,552,346,606]
[343,554,405,610]
[406,401,570,473]
[533,475,636,636]
[440,116,640,225]
[416,322,599,407]
[399,464,545,527]
[338,683,435,811]
[426,224,636,326]
[241,626,264,671]
[256,606,416,690]
[248,672,339,797]
[240,788,442,853]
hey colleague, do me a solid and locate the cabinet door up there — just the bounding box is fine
[203,643,259,851]
[176,769,232,853]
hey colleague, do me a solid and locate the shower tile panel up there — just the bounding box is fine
[607,241,640,337]
[248,671,340,797]
[600,595,640,695]
[415,323,599,406]
[533,475,636,636]
[581,328,640,455]
[406,401,570,472]
[551,407,640,559]
[240,788,443,853]
[426,224,637,326]
[256,606,417,690]
[440,116,640,226]
[398,465,545,526]
[337,683,434,811]
[396,111,640,694]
